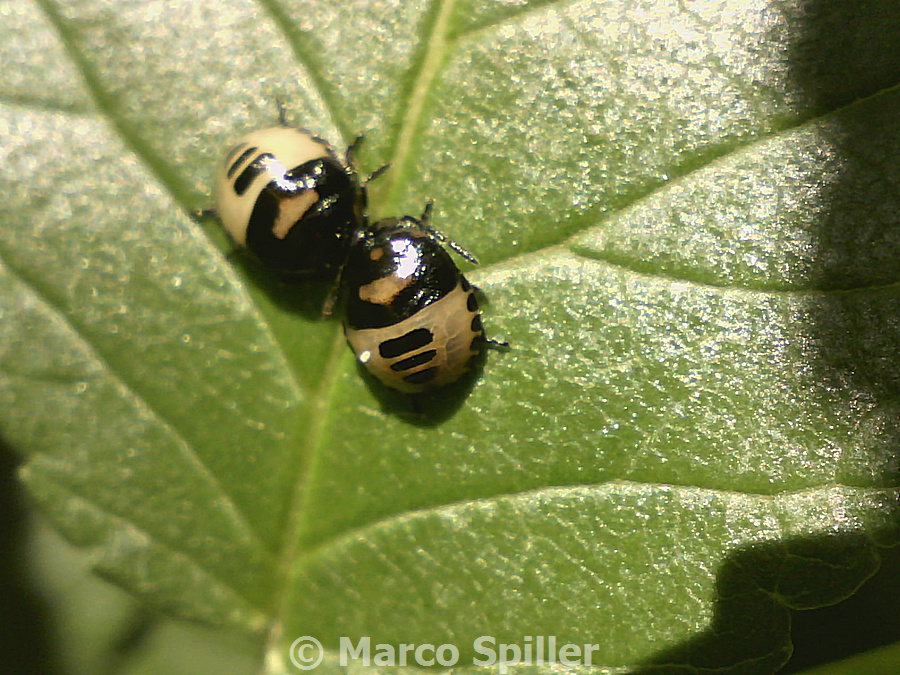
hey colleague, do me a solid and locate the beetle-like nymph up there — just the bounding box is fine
[214,124,360,278]
[343,205,485,394]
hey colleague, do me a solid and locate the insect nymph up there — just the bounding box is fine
[342,203,490,394]
[213,115,502,393]
[214,122,361,279]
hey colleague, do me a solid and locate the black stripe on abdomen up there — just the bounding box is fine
[225,144,255,177]
[233,152,275,195]
[402,367,438,385]
[379,328,433,359]
[391,349,437,372]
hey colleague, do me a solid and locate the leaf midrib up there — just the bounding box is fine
[380,0,459,209]
[266,325,348,642]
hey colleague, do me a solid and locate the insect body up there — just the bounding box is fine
[343,205,486,394]
[214,125,359,278]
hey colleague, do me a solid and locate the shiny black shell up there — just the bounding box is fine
[215,126,359,278]
[343,218,484,393]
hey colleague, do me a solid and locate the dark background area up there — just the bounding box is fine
[0,438,58,674]
[790,0,900,667]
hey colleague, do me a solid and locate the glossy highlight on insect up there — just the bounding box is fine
[210,111,503,394]
[342,202,493,394]
[213,118,361,279]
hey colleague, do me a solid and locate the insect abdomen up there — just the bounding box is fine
[345,281,483,393]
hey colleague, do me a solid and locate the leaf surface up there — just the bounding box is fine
[1,0,898,672]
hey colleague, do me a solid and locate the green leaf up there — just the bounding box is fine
[797,641,900,675]
[1,0,898,672]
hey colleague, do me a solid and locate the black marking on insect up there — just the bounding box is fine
[342,202,503,394]
[213,123,361,280]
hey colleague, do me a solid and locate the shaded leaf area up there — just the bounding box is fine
[0,441,59,674]
[0,0,898,673]
[289,485,893,668]
[796,641,900,675]
[24,515,264,675]
[786,544,900,672]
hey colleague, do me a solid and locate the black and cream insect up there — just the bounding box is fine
[211,115,501,394]
[214,124,360,278]
[342,203,489,394]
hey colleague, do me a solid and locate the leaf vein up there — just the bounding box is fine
[303,481,900,558]
[0,92,94,116]
[382,0,460,209]
[454,0,574,39]
[565,244,900,295]
[26,463,269,619]
[479,87,898,286]
[0,250,272,558]
[265,326,349,655]
[33,0,199,212]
